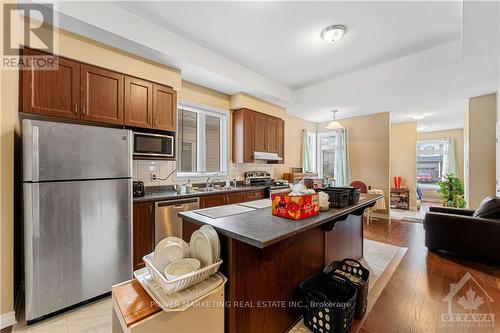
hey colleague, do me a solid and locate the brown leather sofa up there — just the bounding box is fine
[423,206,500,263]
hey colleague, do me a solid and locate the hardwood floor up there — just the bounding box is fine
[359,219,500,333]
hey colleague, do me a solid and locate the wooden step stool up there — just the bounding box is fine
[112,279,224,333]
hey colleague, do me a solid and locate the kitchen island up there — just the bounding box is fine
[179,194,383,333]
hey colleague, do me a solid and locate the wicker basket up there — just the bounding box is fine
[143,253,222,295]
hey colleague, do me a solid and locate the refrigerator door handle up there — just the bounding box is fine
[32,126,39,182]
[32,183,40,238]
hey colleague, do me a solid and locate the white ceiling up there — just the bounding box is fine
[116,1,462,89]
[44,1,499,132]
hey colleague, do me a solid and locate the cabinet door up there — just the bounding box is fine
[153,84,177,131]
[21,49,80,119]
[200,194,227,208]
[276,119,285,163]
[266,117,279,153]
[124,77,152,128]
[226,192,246,204]
[133,201,154,270]
[81,64,124,125]
[245,190,266,202]
[254,112,268,152]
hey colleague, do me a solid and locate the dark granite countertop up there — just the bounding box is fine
[179,194,384,248]
[133,185,268,203]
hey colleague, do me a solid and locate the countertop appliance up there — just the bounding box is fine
[155,198,199,245]
[22,119,132,323]
[133,131,174,158]
[133,181,145,197]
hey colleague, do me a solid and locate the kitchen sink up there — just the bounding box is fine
[192,186,236,193]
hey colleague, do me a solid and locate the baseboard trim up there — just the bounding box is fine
[0,311,17,329]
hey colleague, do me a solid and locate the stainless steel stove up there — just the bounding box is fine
[244,171,290,196]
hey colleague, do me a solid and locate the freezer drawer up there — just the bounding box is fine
[24,179,132,321]
[23,119,132,182]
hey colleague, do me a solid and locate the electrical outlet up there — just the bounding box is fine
[152,174,158,181]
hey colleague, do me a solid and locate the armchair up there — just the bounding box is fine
[423,206,500,263]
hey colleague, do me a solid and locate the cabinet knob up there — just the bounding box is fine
[74,104,78,115]
[81,105,86,116]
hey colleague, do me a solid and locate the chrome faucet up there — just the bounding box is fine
[206,175,220,190]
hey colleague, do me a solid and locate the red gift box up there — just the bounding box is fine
[271,193,319,220]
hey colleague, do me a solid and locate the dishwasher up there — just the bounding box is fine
[155,197,200,245]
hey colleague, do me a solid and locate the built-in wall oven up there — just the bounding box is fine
[133,132,174,158]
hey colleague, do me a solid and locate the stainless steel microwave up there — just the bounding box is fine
[133,132,174,158]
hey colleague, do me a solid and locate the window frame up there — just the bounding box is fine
[175,102,228,180]
[317,131,339,178]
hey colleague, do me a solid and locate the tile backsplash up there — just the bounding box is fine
[133,159,278,187]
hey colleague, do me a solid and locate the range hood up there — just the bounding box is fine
[254,151,283,161]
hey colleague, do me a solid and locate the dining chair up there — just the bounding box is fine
[350,180,372,223]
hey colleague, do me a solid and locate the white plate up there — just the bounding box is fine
[200,225,220,262]
[190,230,213,267]
[154,237,190,272]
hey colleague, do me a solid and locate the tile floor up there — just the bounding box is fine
[13,240,406,333]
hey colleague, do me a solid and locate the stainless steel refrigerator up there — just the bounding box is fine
[22,119,133,323]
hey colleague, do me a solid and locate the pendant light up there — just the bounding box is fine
[326,110,343,129]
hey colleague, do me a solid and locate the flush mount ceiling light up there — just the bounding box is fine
[411,114,427,120]
[321,25,346,43]
[326,110,343,129]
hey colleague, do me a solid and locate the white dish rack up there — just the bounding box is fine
[143,253,223,295]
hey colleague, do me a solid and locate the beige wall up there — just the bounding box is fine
[417,129,465,182]
[466,93,496,208]
[391,122,417,209]
[230,92,286,118]
[318,112,391,213]
[1,1,16,319]
[0,59,16,321]
[179,81,231,111]
[24,17,181,89]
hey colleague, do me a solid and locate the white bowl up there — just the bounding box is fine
[164,258,201,281]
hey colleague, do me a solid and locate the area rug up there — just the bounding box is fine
[290,239,408,333]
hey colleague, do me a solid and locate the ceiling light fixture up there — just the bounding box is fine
[411,114,426,120]
[321,25,346,43]
[326,110,343,129]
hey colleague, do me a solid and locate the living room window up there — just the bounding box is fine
[177,104,228,177]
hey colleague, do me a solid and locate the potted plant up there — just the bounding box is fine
[437,173,466,208]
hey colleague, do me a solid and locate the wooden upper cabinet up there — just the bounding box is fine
[232,108,285,163]
[253,112,268,152]
[266,117,279,153]
[80,64,124,125]
[153,84,176,131]
[21,49,80,119]
[124,77,153,128]
[20,49,178,132]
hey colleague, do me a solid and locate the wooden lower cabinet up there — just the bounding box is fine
[133,201,154,270]
[245,190,265,201]
[200,194,227,208]
[200,190,266,208]
[226,192,247,204]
